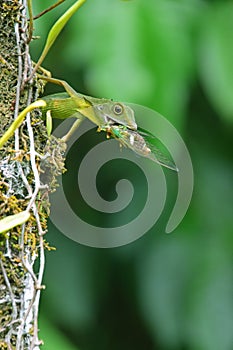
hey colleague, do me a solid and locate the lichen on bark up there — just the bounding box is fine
[0,1,66,348]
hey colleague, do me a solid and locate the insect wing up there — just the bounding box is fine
[136,126,156,139]
[120,128,178,171]
[97,125,178,172]
[144,142,178,171]
[139,130,178,171]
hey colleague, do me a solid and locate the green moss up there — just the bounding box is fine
[0,1,66,347]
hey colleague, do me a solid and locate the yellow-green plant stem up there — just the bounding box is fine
[26,0,34,43]
[0,211,30,234]
[28,0,87,80]
[0,100,46,149]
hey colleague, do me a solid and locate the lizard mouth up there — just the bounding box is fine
[106,117,137,131]
[128,121,137,131]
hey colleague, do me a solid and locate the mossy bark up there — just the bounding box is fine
[0,1,66,348]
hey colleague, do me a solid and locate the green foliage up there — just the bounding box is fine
[40,315,79,350]
[198,2,233,123]
[30,0,233,349]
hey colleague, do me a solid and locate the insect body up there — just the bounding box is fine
[0,0,178,235]
[98,125,178,171]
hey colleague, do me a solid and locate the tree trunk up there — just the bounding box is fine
[0,1,66,348]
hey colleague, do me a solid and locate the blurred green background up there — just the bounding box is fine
[31,0,233,349]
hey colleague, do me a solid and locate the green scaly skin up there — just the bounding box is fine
[41,91,137,130]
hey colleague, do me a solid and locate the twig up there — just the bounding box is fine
[33,0,65,20]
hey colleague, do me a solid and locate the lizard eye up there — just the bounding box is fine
[113,103,123,115]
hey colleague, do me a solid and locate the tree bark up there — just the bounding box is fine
[0,1,66,348]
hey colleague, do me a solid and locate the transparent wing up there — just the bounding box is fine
[98,124,178,171]
[137,127,178,171]
[109,126,178,172]
[143,141,178,171]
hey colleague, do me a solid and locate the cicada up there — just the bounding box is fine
[97,124,178,171]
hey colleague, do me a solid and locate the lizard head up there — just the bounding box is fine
[94,101,137,130]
